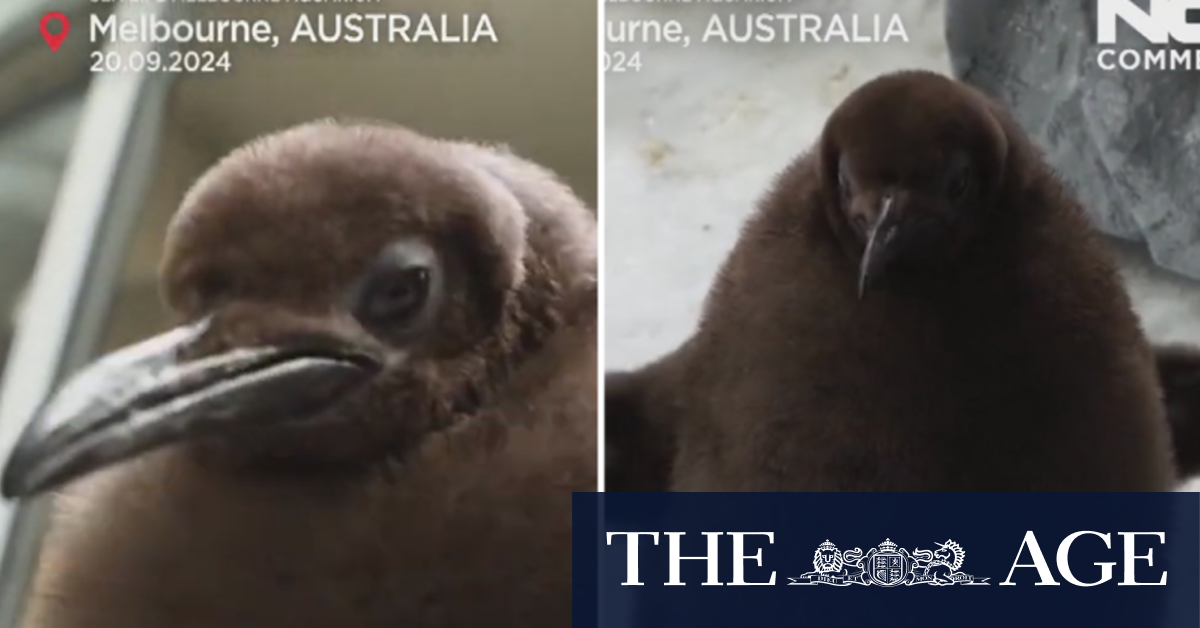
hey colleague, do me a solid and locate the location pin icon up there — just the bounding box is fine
[40,12,69,52]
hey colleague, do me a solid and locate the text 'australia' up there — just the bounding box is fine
[291,13,498,44]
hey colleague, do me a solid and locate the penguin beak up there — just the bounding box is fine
[0,317,380,499]
[857,196,903,300]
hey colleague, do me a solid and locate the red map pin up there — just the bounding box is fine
[40,12,69,52]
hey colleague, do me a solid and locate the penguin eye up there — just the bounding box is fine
[361,267,429,322]
[353,240,440,332]
[944,159,972,201]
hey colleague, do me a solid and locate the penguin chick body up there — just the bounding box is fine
[607,71,1173,493]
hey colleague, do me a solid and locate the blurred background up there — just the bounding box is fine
[0,0,596,624]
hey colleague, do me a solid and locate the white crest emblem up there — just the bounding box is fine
[789,538,990,586]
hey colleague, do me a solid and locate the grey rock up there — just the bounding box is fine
[945,0,1200,280]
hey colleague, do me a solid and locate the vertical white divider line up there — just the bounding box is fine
[595,1,609,624]
[596,0,607,494]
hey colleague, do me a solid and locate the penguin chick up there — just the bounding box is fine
[611,70,1174,492]
[1,120,597,628]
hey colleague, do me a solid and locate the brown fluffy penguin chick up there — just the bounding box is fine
[3,121,597,627]
[610,70,1174,492]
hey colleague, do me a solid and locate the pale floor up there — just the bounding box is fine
[603,0,1200,492]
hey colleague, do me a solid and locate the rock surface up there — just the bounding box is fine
[945,0,1200,280]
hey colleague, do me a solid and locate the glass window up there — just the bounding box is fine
[0,3,171,624]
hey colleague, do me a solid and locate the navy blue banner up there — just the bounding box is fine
[573,493,1200,628]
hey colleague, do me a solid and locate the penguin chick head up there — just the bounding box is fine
[1,121,596,497]
[818,70,1010,299]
